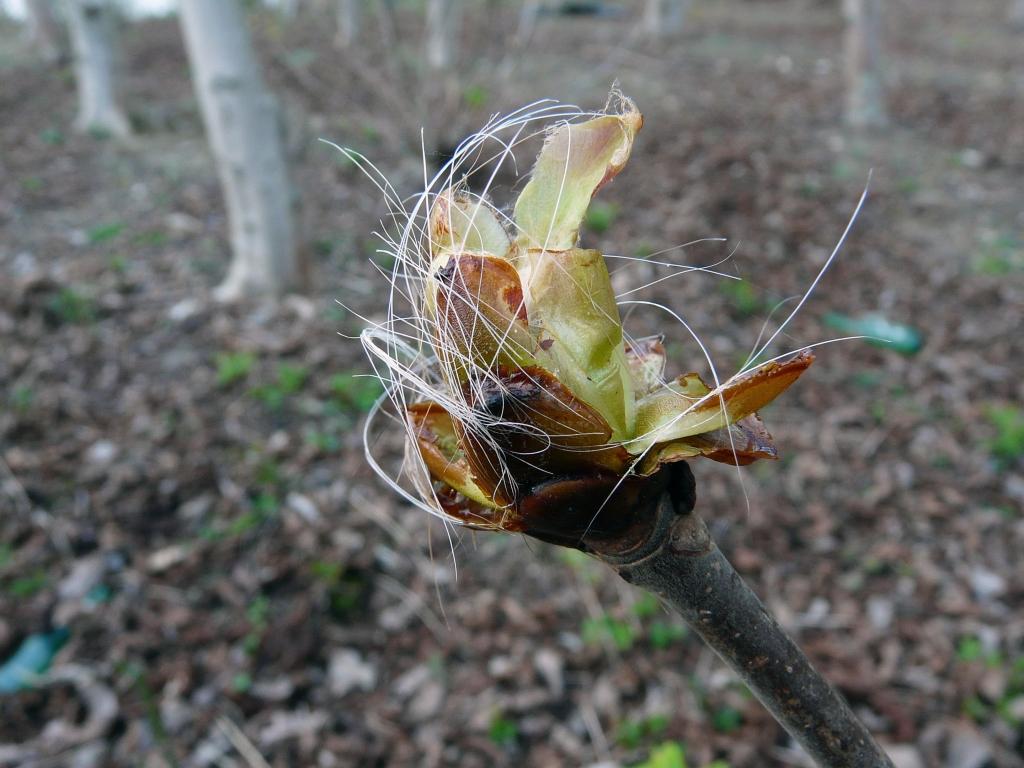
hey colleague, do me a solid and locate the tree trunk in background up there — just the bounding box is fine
[66,0,129,137]
[25,0,66,63]
[1010,0,1024,29]
[425,0,459,70]
[517,0,541,42]
[842,0,887,128]
[276,0,300,18]
[179,0,298,301]
[642,0,689,38]
[335,0,359,48]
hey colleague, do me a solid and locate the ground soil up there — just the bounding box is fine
[1,1,1022,766]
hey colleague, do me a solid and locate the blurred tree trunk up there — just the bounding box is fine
[277,0,300,17]
[179,0,299,301]
[25,0,66,63]
[642,0,689,38]
[842,0,887,128]
[517,0,541,42]
[335,0,359,48]
[66,0,129,137]
[425,0,459,70]
[1010,0,1024,29]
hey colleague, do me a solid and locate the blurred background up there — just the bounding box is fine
[1,1,1022,766]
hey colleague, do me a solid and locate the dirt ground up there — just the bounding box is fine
[1,1,1022,766]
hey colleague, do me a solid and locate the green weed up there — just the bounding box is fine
[310,561,368,620]
[632,593,660,618]
[6,569,48,598]
[582,615,635,651]
[488,712,518,747]
[46,287,95,324]
[87,222,124,244]
[711,705,743,733]
[972,232,1022,275]
[243,596,270,655]
[985,405,1024,464]
[630,741,687,768]
[132,229,169,248]
[232,672,253,693]
[215,352,255,387]
[39,126,64,145]
[718,279,760,316]
[305,429,341,453]
[10,386,33,412]
[250,363,308,410]
[584,201,619,234]
[616,714,669,748]
[648,620,687,649]
[463,84,490,109]
[330,373,383,413]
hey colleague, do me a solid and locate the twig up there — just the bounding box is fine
[217,716,272,768]
[582,464,895,768]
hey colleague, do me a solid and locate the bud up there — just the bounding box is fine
[390,96,813,536]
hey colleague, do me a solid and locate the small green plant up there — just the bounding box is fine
[972,232,1022,275]
[463,84,490,109]
[962,695,988,723]
[46,287,95,324]
[330,373,383,413]
[305,429,341,453]
[0,543,12,569]
[21,176,43,192]
[488,712,518,747]
[276,363,308,393]
[582,615,635,651]
[251,363,309,410]
[132,229,169,248]
[243,595,270,655]
[310,561,368,620]
[215,351,255,387]
[87,221,124,245]
[711,705,743,733]
[632,593,660,618]
[955,636,1002,667]
[232,672,253,693]
[957,636,983,663]
[718,279,760,316]
[648,620,687,649]
[630,741,687,768]
[617,714,669,748]
[559,547,603,583]
[109,254,128,276]
[584,200,619,234]
[985,405,1024,464]
[255,458,282,487]
[6,570,48,598]
[39,126,64,145]
[10,386,33,412]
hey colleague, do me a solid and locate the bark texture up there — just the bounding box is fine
[179,0,298,301]
[584,465,895,768]
[843,0,888,128]
[66,0,129,137]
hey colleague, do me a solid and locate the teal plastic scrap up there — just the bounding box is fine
[823,312,923,355]
[0,628,70,694]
